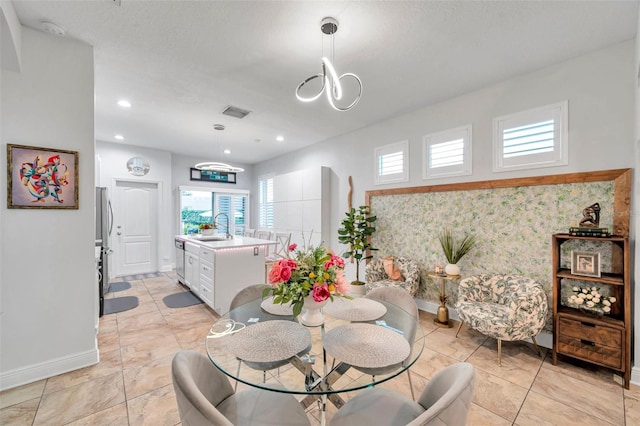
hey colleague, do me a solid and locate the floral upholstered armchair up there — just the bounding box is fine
[455,274,548,365]
[364,257,420,297]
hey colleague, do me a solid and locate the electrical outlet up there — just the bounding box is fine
[254,247,259,256]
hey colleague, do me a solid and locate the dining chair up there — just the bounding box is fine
[229,284,311,389]
[329,362,476,426]
[243,228,256,237]
[362,286,419,400]
[268,231,291,260]
[255,229,272,240]
[172,350,310,426]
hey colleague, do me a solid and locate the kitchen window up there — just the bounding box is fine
[179,187,249,235]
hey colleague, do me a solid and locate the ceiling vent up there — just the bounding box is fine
[222,105,251,119]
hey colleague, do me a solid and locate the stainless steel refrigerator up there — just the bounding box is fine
[96,187,114,316]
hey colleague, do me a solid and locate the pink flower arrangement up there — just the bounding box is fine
[265,244,349,317]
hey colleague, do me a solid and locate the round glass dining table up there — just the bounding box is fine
[205,293,425,422]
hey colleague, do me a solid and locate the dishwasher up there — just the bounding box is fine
[175,238,185,284]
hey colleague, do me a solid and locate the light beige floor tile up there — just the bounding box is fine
[44,348,122,394]
[33,372,125,425]
[120,333,182,368]
[377,369,428,400]
[127,384,179,426]
[467,402,512,425]
[171,322,212,348]
[410,346,460,380]
[625,393,640,426]
[542,355,622,393]
[0,397,39,425]
[467,338,545,389]
[531,365,624,425]
[66,402,129,426]
[0,380,45,409]
[98,326,121,353]
[423,328,486,361]
[515,390,617,426]
[472,368,528,422]
[122,353,174,400]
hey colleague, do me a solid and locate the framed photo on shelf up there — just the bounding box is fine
[571,251,601,277]
[7,144,79,209]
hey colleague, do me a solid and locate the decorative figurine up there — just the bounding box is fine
[579,203,601,227]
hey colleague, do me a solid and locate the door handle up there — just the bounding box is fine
[117,232,122,236]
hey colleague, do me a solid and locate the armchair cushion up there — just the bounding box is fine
[365,257,420,297]
[456,274,548,342]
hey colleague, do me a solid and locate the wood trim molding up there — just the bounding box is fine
[365,169,632,237]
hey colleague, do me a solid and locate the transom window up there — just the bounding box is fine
[423,125,472,179]
[375,140,409,185]
[493,101,568,172]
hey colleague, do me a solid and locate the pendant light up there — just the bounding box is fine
[195,124,244,173]
[295,17,363,111]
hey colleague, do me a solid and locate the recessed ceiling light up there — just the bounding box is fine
[276,135,284,142]
[224,149,231,154]
[117,100,131,108]
[114,134,125,140]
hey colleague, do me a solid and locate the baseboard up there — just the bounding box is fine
[631,366,640,387]
[415,300,553,349]
[160,264,173,272]
[0,348,99,392]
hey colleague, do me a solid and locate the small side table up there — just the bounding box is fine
[428,273,461,328]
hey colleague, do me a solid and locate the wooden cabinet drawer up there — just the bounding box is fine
[557,334,622,369]
[558,317,621,347]
[200,247,215,263]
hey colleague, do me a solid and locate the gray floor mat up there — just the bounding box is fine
[163,291,203,308]
[104,296,139,315]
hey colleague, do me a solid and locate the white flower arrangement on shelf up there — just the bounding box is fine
[567,286,616,314]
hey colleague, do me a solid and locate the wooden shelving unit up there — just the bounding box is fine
[551,233,631,389]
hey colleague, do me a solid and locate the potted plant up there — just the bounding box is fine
[437,228,476,276]
[199,223,216,235]
[338,205,377,295]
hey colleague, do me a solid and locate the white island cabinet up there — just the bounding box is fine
[176,236,275,313]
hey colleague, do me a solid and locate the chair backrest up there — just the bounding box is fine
[255,229,272,240]
[171,350,235,426]
[271,232,291,258]
[409,362,476,426]
[244,228,256,237]
[365,286,419,365]
[230,284,270,310]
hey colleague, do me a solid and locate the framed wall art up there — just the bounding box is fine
[7,144,79,209]
[571,250,601,278]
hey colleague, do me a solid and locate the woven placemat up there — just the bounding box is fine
[324,323,410,369]
[324,298,387,321]
[260,296,294,316]
[227,320,311,363]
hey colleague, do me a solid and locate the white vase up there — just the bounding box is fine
[445,263,460,276]
[349,283,367,298]
[300,295,329,326]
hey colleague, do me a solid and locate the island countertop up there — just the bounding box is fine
[176,235,276,249]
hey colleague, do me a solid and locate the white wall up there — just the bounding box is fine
[96,141,174,272]
[1,27,96,390]
[253,40,636,286]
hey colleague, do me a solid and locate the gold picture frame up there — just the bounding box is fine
[7,144,79,209]
[571,250,601,278]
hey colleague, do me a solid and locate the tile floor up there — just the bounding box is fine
[1,271,639,425]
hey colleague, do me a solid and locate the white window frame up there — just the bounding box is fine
[493,100,568,172]
[422,124,472,180]
[374,140,409,185]
[258,174,275,229]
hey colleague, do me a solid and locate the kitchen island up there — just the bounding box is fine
[175,235,276,314]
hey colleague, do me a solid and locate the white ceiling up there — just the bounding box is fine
[11,0,639,165]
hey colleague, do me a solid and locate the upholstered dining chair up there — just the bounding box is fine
[330,362,476,426]
[229,284,310,389]
[365,256,420,297]
[455,274,548,366]
[171,350,310,426]
[361,286,419,400]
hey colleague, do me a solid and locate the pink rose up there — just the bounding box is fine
[288,243,297,252]
[268,262,283,284]
[312,284,331,302]
[279,265,292,281]
[334,270,349,295]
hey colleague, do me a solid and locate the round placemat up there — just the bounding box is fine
[324,323,410,369]
[227,320,311,363]
[260,297,294,316]
[324,298,387,321]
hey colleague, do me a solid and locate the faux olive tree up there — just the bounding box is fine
[338,205,378,285]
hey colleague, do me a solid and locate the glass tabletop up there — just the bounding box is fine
[205,295,425,396]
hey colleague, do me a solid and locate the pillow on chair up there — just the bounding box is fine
[383,256,404,281]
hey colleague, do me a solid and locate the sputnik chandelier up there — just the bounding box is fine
[295,17,363,112]
[195,124,245,173]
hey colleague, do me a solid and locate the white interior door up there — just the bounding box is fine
[114,180,158,276]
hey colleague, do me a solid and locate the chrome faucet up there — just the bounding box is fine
[214,212,232,239]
